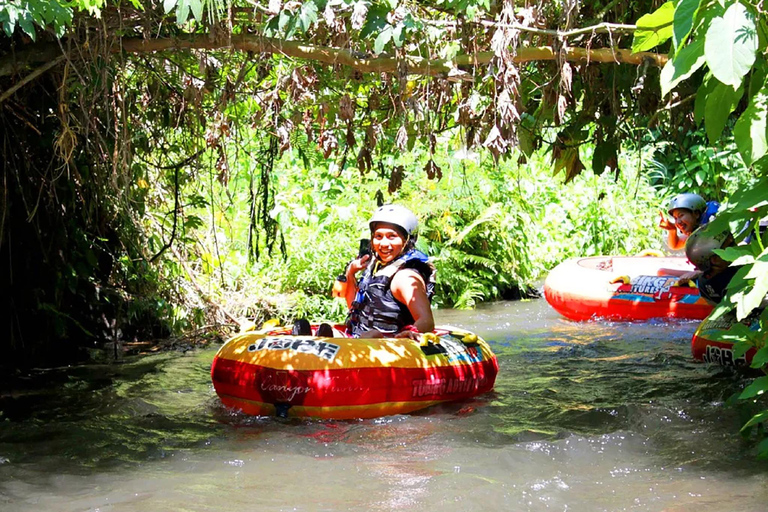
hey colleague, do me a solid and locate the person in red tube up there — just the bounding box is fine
[658,193,720,251]
[344,204,436,340]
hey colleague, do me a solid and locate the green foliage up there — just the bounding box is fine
[162,0,229,25]
[632,1,675,53]
[734,82,768,166]
[660,39,705,97]
[166,129,665,319]
[644,130,750,202]
[703,3,757,88]
[646,0,768,457]
[0,0,77,39]
[704,81,743,144]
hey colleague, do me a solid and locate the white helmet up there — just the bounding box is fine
[667,193,706,216]
[369,204,418,239]
[685,226,732,272]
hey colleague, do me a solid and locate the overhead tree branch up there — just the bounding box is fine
[0,33,667,81]
[119,34,667,74]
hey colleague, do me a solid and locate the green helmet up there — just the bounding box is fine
[667,193,706,216]
[369,204,418,239]
[685,226,732,272]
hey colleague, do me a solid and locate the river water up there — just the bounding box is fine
[1,299,766,511]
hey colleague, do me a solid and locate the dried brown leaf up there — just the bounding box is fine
[555,94,568,125]
[318,129,338,158]
[389,165,404,193]
[366,123,378,150]
[368,91,380,110]
[351,1,368,30]
[564,153,585,184]
[284,1,301,13]
[323,4,336,26]
[339,94,355,122]
[303,109,314,140]
[357,147,372,174]
[277,119,293,152]
[346,124,356,147]
[395,124,408,151]
[424,159,442,181]
[483,124,509,159]
[267,0,282,15]
[497,89,519,127]
[560,62,573,96]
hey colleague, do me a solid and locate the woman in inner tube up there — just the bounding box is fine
[344,204,436,340]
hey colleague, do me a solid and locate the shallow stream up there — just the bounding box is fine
[1,299,766,511]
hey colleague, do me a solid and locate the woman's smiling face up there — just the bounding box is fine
[371,223,406,263]
[671,208,700,235]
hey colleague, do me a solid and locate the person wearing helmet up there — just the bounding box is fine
[344,204,436,339]
[680,225,737,304]
[658,193,719,250]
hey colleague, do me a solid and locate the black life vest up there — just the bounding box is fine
[698,265,739,304]
[349,250,436,337]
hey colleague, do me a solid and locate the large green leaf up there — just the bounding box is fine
[757,437,768,459]
[733,340,753,359]
[18,13,36,40]
[189,0,203,22]
[733,83,768,165]
[749,62,768,97]
[704,2,758,87]
[740,256,768,317]
[632,1,675,53]
[715,244,756,265]
[717,176,768,212]
[298,1,318,33]
[660,38,705,96]
[176,0,190,24]
[374,25,393,54]
[751,346,768,369]
[739,376,768,399]
[592,140,618,176]
[360,4,389,39]
[741,408,768,433]
[673,0,701,49]
[704,81,743,143]
[392,23,405,48]
[0,0,75,38]
[694,73,716,125]
[0,8,11,37]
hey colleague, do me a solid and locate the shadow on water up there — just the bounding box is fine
[1,298,767,511]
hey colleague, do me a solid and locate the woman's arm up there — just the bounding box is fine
[659,210,686,250]
[666,230,686,250]
[344,254,370,309]
[390,269,435,337]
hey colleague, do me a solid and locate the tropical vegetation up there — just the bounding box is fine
[0,0,766,454]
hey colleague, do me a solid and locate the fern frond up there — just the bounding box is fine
[450,203,503,245]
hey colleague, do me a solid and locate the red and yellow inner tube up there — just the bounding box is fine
[211,324,498,419]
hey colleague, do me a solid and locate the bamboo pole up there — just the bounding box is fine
[0,33,667,83]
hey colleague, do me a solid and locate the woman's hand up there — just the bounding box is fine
[347,254,371,277]
[658,210,676,231]
[675,270,702,286]
[344,254,371,309]
[394,326,421,340]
